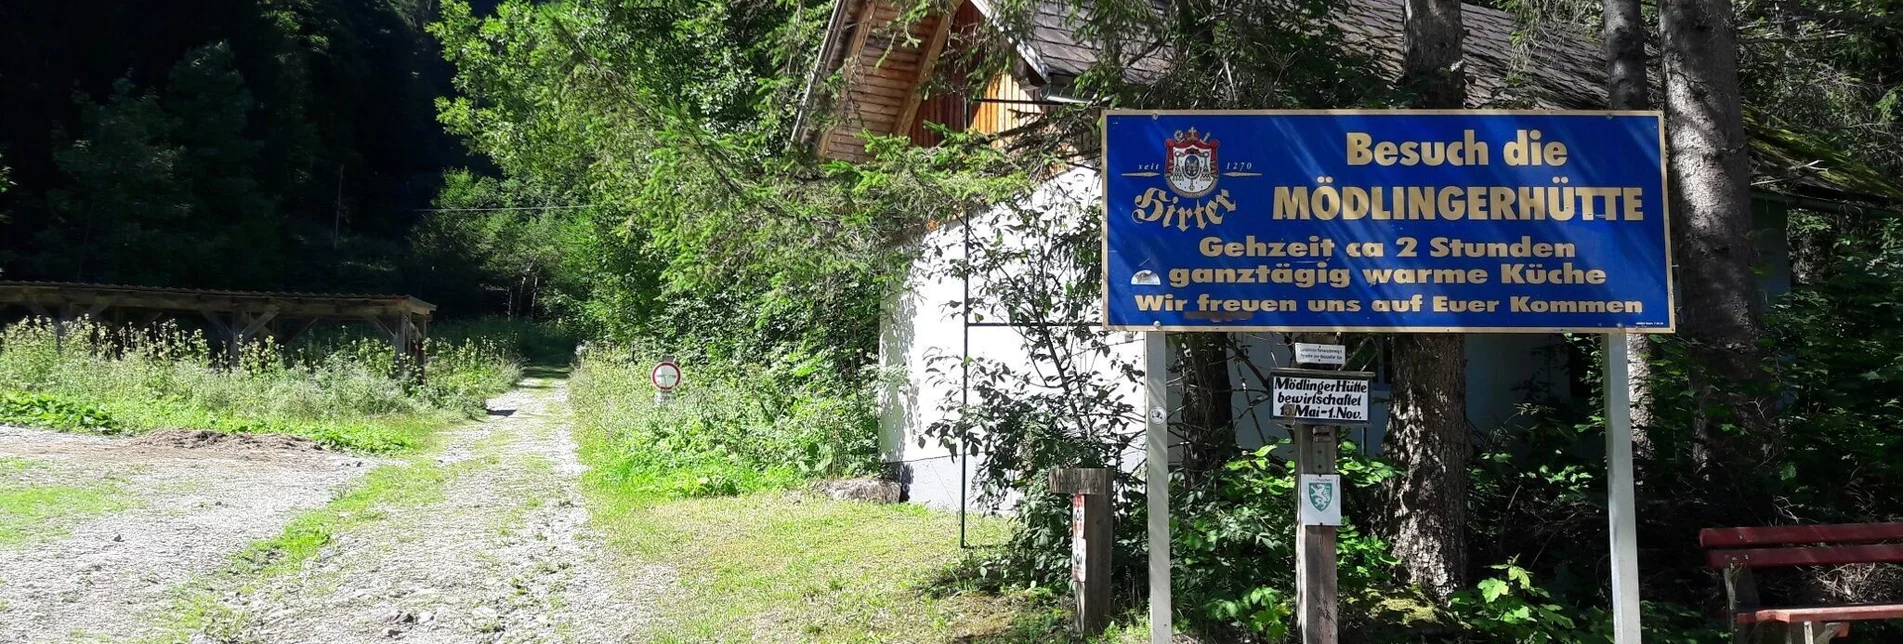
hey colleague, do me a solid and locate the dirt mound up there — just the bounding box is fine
[131,430,330,453]
[812,477,903,503]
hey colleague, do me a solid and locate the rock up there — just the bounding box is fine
[384,626,404,637]
[112,534,123,542]
[811,478,904,503]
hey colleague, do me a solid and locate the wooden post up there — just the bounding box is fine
[1051,468,1113,635]
[1295,423,1339,644]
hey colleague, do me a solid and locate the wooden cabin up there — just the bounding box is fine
[800,0,1903,511]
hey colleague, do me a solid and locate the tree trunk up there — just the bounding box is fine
[1177,333,1235,480]
[1167,0,1235,483]
[1386,0,1470,603]
[1604,0,1656,459]
[1662,0,1771,471]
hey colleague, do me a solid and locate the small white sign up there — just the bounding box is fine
[651,361,682,391]
[1071,495,1087,583]
[1299,474,1343,526]
[1271,370,1372,425]
[1294,343,1347,366]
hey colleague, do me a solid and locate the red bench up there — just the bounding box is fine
[1701,522,1903,643]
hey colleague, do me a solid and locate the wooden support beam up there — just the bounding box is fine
[199,309,235,340]
[236,309,278,340]
[895,10,954,137]
[281,318,321,346]
[362,315,398,345]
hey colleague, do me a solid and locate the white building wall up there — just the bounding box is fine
[878,168,1147,512]
[878,168,1577,510]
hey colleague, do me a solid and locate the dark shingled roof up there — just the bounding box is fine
[967,0,1903,206]
[986,0,1603,109]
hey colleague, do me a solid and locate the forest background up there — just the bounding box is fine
[5,0,1903,640]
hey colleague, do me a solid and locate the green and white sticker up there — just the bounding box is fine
[1298,474,1342,526]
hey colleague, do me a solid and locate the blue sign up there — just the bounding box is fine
[1102,110,1673,333]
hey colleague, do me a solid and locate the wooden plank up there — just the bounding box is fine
[895,11,954,138]
[1701,523,1903,548]
[1737,604,1903,624]
[236,310,278,340]
[859,47,920,65]
[817,0,884,162]
[863,64,922,83]
[855,83,910,99]
[856,74,916,90]
[844,109,899,127]
[849,91,907,108]
[1708,544,1903,570]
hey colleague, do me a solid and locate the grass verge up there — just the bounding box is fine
[583,483,1062,643]
[572,401,1123,642]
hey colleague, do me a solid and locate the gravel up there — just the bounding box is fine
[0,378,665,643]
[196,378,666,643]
[0,425,375,642]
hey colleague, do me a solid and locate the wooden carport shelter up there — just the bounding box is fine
[0,281,435,378]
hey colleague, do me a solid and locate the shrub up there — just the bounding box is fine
[569,344,880,499]
[0,390,121,433]
[0,317,523,451]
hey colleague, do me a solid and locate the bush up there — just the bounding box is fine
[569,344,880,499]
[0,390,121,433]
[0,317,523,451]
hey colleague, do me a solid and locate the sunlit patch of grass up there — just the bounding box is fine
[0,475,132,546]
[586,483,1054,643]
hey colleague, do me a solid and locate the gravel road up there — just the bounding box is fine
[0,377,662,644]
[0,427,374,642]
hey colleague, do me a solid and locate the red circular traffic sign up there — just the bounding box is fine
[650,361,682,391]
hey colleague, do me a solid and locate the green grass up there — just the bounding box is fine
[568,357,1118,643]
[585,483,1050,643]
[0,461,132,546]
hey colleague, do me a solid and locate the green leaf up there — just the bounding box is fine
[1479,577,1510,603]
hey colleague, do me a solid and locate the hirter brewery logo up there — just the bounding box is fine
[1123,126,1255,232]
[1165,128,1218,197]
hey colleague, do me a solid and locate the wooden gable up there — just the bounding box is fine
[817,0,956,162]
[817,0,1063,160]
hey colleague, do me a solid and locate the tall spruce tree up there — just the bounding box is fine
[1661,0,1769,473]
[1604,0,1655,458]
[1388,0,1471,602]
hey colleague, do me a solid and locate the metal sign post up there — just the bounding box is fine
[1605,333,1642,641]
[1143,330,1173,644]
